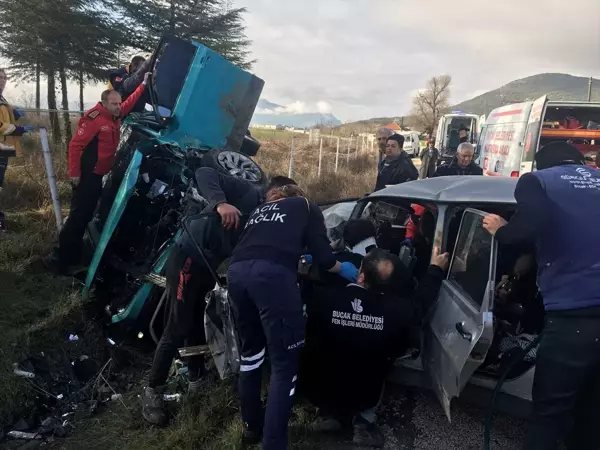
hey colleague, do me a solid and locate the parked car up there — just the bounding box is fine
[82,36,265,337]
[401,131,421,157]
[320,176,539,420]
[476,96,600,177]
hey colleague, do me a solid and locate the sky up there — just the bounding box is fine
[3,0,599,122]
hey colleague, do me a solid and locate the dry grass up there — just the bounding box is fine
[0,136,379,449]
[0,133,95,429]
[256,140,378,202]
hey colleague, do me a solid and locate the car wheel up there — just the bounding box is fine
[203,149,265,185]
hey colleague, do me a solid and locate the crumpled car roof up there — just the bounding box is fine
[369,175,518,204]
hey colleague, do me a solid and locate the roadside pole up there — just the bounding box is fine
[288,136,295,178]
[346,137,351,164]
[335,138,340,173]
[40,127,63,232]
[317,138,323,178]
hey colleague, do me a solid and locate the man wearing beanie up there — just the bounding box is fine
[482,142,600,450]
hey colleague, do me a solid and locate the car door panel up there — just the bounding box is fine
[423,208,497,421]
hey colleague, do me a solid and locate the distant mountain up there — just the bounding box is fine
[252,99,342,128]
[452,73,600,116]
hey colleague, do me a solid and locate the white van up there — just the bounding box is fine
[476,96,600,177]
[434,112,484,167]
[401,131,421,157]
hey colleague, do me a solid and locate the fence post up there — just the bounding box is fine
[40,127,63,232]
[317,138,323,178]
[335,137,340,173]
[288,136,295,178]
[346,137,351,164]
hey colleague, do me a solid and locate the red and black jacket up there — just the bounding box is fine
[68,83,145,178]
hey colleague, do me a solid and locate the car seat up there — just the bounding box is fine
[448,129,460,151]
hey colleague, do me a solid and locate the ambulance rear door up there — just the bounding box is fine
[520,95,548,175]
[479,102,533,177]
[434,115,446,150]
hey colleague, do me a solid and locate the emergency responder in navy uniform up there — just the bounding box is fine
[108,56,151,114]
[141,168,299,426]
[302,247,449,448]
[483,142,600,450]
[227,183,359,450]
[107,56,145,92]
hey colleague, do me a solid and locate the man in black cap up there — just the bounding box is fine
[482,142,600,450]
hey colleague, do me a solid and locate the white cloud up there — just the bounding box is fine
[238,0,600,121]
[316,101,332,114]
[3,0,599,123]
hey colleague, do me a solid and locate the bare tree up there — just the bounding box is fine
[411,75,452,137]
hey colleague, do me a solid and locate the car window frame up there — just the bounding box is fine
[446,208,497,312]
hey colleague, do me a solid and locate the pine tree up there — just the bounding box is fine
[0,0,124,143]
[109,0,253,69]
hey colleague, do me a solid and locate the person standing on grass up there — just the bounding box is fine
[226,182,359,449]
[43,72,151,274]
[0,68,30,232]
[140,169,297,427]
[374,134,418,191]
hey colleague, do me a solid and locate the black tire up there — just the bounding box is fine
[202,148,265,185]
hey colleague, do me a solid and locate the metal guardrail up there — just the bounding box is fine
[22,108,84,114]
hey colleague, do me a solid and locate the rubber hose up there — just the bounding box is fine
[482,334,543,450]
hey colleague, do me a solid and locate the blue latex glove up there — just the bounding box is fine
[400,238,413,248]
[13,108,24,120]
[301,254,313,264]
[23,125,33,132]
[339,261,359,282]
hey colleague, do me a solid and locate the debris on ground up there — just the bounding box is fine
[1,332,162,447]
[13,362,35,379]
[2,321,199,449]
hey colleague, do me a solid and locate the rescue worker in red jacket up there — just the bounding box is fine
[44,72,151,274]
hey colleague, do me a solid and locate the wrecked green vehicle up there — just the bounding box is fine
[83,36,265,341]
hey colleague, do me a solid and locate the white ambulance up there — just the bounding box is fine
[476,96,600,177]
[434,112,484,167]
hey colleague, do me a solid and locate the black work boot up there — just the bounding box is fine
[141,386,167,426]
[241,422,262,447]
[352,415,384,448]
[311,409,343,433]
[241,406,265,447]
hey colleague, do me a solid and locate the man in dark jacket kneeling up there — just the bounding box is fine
[300,247,449,447]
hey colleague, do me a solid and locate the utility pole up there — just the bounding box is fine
[588,77,593,102]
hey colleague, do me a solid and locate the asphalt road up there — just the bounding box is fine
[298,384,527,450]
[377,385,527,450]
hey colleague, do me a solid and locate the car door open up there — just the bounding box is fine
[422,208,497,421]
